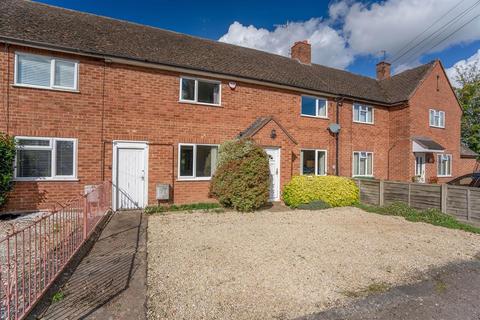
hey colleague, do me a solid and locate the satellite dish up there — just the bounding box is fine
[328,123,341,134]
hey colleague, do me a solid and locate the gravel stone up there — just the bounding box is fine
[147,207,480,319]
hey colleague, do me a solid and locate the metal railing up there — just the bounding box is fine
[0,181,112,320]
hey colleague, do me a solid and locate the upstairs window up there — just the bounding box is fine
[178,144,219,180]
[437,154,452,177]
[301,96,327,118]
[15,137,77,180]
[180,77,221,105]
[429,109,445,128]
[353,151,373,177]
[353,104,374,124]
[15,53,78,90]
[301,149,327,175]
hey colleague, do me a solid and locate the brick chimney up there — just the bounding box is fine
[291,40,311,64]
[376,61,391,80]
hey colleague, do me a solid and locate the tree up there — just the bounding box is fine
[454,62,480,155]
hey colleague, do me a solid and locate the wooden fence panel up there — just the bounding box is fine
[384,182,409,205]
[446,186,468,220]
[470,189,480,222]
[410,184,441,210]
[357,179,380,205]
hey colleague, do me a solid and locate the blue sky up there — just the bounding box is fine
[35,0,480,80]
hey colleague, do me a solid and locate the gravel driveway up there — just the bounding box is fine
[147,207,480,320]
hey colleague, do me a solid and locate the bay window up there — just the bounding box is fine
[178,144,218,180]
[15,137,77,180]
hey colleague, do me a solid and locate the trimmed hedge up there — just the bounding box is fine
[0,133,15,208]
[283,175,359,208]
[210,139,270,212]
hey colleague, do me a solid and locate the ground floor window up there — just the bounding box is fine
[353,151,373,177]
[437,154,452,177]
[178,144,218,180]
[301,149,327,175]
[15,137,77,180]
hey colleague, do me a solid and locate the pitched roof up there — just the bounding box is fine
[238,116,298,144]
[0,0,433,105]
[412,136,445,151]
[461,143,478,158]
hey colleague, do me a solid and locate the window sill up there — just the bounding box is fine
[353,120,375,125]
[178,100,222,108]
[352,175,374,178]
[177,177,212,182]
[437,175,452,178]
[14,178,79,182]
[300,114,329,120]
[429,125,445,129]
[12,84,80,93]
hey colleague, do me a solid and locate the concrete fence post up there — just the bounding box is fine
[467,189,471,221]
[83,196,88,240]
[379,180,384,206]
[441,184,448,213]
[407,183,411,206]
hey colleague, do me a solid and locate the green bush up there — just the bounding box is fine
[210,139,270,212]
[283,175,359,208]
[297,200,332,210]
[0,133,15,208]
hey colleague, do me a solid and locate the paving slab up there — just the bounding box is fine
[38,211,147,320]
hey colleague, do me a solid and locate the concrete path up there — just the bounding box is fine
[299,259,480,320]
[38,211,147,320]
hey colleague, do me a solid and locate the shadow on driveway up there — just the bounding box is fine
[36,210,147,320]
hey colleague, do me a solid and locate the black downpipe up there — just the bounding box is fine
[334,97,344,176]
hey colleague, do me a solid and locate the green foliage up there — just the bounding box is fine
[145,202,221,214]
[0,133,16,208]
[357,202,480,234]
[52,291,65,303]
[454,62,480,156]
[210,139,270,212]
[283,175,359,208]
[297,200,332,210]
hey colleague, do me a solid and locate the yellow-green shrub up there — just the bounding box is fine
[282,175,359,208]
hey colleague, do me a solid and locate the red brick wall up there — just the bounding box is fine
[408,62,467,183]
[0,45,470,212]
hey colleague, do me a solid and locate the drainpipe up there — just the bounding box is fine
[334,96,344,176]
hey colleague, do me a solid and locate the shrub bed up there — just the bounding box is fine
[283,175,359,208]
[210,139,270,212]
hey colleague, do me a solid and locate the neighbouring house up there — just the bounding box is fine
[0,0,478,212]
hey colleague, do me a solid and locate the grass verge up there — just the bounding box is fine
[356,202,480,234]
[145,203,223,215]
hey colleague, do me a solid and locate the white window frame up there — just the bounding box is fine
[353,103,374,124]
[352,151,374,177]
[300,149,328,176]
[429,109,445,128]
[300,96,328,118]
[14,52,79,91]
[179,76,222,106]
[178,143,219,181]
[14,136,78,181]
[437,154,452,177]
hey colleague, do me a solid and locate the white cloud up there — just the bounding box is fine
[219,20,353,69]
[446,49,480,87]
[219,0,480,71]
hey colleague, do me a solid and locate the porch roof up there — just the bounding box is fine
[412,137,445,153]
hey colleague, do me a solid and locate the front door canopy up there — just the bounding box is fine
[412,137,445,153]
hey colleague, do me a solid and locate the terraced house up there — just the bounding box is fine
[0,0,478,212]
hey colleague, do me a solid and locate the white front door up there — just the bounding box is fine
[264,148,280,201]
[113,141,149,210]
[415,153,426,183]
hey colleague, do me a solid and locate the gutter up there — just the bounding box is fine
[0,36,407,108]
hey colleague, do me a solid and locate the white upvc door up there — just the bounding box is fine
[264,148,281,201]
[113,141,149,210]
[415,153,426,183]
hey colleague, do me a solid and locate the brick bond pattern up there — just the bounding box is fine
[0,45,477,212]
